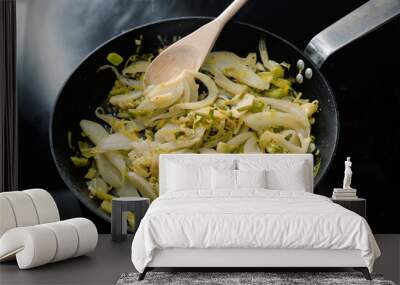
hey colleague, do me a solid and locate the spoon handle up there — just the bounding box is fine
[216,0,248,26]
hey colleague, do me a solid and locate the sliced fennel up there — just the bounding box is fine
[71,39,320,212]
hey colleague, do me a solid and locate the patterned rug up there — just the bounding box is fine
[117,272,396,285]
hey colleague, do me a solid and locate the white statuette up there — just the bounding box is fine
[305,68,313,79]
[343,157,353,189]
[296,59,305,70]
[296,73,304,84]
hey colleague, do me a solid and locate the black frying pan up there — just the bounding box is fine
[50,1,400,223]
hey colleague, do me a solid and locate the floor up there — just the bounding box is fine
[374,235,400,284]
[0,235,399,285]
[0,235,135,285]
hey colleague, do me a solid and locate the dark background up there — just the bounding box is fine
[16,0,400,233]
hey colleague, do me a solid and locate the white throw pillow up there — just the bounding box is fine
[167,163,211,191]
[211,169,267,190]
[211,168,237,190]
[237,159,310,192]
[266,165,308,191]
[236,169,267,189]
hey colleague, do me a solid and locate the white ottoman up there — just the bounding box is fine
[0,218,98,269]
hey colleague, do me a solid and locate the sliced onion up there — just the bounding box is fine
[98,133,133,151]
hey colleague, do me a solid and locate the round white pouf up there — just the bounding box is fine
[23,189,60,224]
[42,221,79,262]
[1,192,39,227]
[65,218,98,257]
[0,226,57,269]
[0,196,17,237]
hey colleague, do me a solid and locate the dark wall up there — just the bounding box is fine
[17,0,400,233]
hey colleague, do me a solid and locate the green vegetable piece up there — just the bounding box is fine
[129,109,152,116]
[216,142,237,153]
[96,191,114,201]
[107,52,124,66]
[250,100,265,113]
[70,156,89,167]
[271,65,285,78]
[67,131,73,150]
[78,141,93,158]
[264,88,287,99]
[269,143,284,153]
[145,129,153,140]
[127,212,136,229]
[235,94,255,112]
[313,158,321,177]
[85,168,97,179]
[280,62,291,70]
[100,200,112,214]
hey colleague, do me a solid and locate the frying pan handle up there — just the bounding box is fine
[304,0,400,68]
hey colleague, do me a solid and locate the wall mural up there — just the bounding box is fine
[17,0,400,233]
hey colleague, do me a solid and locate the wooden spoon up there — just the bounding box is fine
[144,0,248,85]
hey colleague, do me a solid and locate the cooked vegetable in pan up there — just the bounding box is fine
[69,39,319,210]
